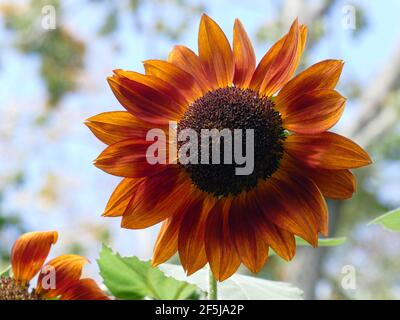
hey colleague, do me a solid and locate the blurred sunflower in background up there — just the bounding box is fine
[0,231,109,300]
[86,14,371,281]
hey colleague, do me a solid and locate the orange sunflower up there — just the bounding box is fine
[0,231,109,300]
[86,15,371,281]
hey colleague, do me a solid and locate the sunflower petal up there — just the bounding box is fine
[94,139,167,178]
[205,198,241,281]
[178,194,213,275]
[102,178,144,217]
[257,178,319,246]
[299,25,308,53]
[168,45,212,92]
[285,132,372,170]
[250,19,306,96]
[277,59,344,112]
[11,231,58,284]
[108,70,186,124]
[308,168,356,200]
[275,165,329,236]
[151,181,203,266]
[121,168,186,229]
[233,19,256,88]
[85,111,150,145]
[144,59,204,101]
[282,153,356,200]
[229,192,269,273]
[36,254,88,298]
[258,220,296,261]
[282,89,346,134]
[60,279,109,300]
[151,214,184,266]
[198,14,234,88]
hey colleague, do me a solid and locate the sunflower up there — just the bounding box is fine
[0,231,109,300]
[86,15,371,281]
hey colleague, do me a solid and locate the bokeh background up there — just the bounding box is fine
[1,0,400,300]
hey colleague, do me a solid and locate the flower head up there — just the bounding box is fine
[87,15,371,281]
[0,231,109,300]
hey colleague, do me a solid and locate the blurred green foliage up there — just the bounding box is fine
[0,195,25,267]
[3,0,85,108]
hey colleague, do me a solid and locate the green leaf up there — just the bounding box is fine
[159,264,303,300]
[97,245,199,300]
[296,236,347,247]
[369,208,400,232]
[98,9,118,36]
[0,265,11,278]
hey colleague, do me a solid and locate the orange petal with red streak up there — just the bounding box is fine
[108,70,186,124]
[233,19,256,88]
[151,214,184,266]
[282,153,356,200]
[282,89,346,134]
[151,182,201,266]
[205,197,241,281]
[94,139,167,178]
[198,14,234,88]
[121,168,186,229]
[168,45,212,92]
[276,162,329,236]
[178,194,213,275]
[11,231,58,284]
[85,111,151,145]
[257,218,296,261]
[257,178,319,246]
[285,132,372,170]
[36,254,88,298]
[60,279,109,300]
[250,19,306,96]
[102,178,144,217]
[144,59,204,102]
[277,59,344,112]
[308,168,356,200]
[229,192,269,273]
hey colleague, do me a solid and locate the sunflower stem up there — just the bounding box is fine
[208,268,218,300]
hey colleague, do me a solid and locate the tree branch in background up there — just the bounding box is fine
[344,42,400,145]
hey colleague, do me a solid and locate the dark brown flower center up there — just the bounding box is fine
[177,87,285,197]
[0,276,43,300]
